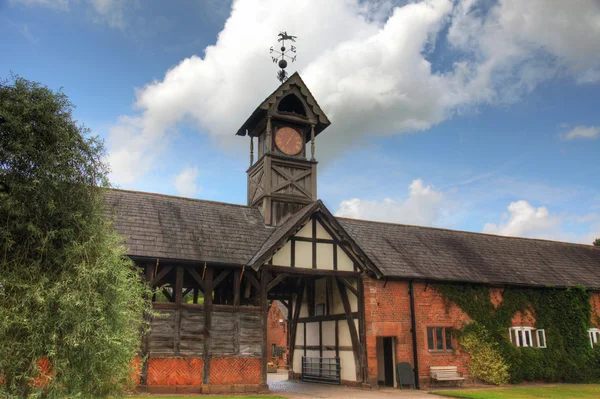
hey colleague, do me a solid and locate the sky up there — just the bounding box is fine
[2,0,600,244]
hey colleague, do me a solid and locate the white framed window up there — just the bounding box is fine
[588,328,600,348]
[509,326,546,348]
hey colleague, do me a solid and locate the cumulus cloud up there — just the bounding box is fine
[106,0,600,185]
[483,200,562,238]
[11,0,69,10]
[334,179,445,226]
[173,166,201,198]
[563,125,600,140]
[482,200,600,244]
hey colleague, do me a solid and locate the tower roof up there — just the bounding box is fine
[236,72,330,137]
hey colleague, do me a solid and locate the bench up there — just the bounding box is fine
[430,366,465,387]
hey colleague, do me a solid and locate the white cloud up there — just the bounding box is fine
[483,200,562,238]
[334,179,445,226]
[482,200,600,244]
[563,125,600,140]
[106,0,600,185]
[173,166,201,198]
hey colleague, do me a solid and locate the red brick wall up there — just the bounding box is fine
[363,278,472,385]
[591,292,600,326]
[267,301,288,366]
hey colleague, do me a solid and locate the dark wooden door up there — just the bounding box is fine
[383,337,394,387]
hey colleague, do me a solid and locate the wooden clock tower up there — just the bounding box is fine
[236,72,330,225]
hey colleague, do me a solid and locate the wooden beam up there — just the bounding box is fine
[267,273,289,292]
[202,267,213,385]
[187,267,205,290]
[233,269,241,307]
[245,273,260,290]
[150,266,173,287]
[268,265,360,277]
[175,267,184,304]
[260,267,268,386]
[213,269,231,289]
[193,288,199,304]
[336,277,362,382]
[288,278,304,369]
[338,277,358,297]
[312,218,317,269]
[296,312,359,323]
[161,287,173,302]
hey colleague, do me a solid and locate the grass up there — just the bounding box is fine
[430,384,600,399]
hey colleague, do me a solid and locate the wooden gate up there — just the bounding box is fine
[301,356,340,385]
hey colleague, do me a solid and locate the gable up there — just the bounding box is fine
[270,216,357,272]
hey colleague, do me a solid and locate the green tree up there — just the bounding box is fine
[0,76,151,398]
[594,238,600,247]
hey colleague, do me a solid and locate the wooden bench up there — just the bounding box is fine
[430,366,465,387]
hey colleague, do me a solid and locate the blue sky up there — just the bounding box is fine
[3,0,600,244]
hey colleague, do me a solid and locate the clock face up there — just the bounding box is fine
[275,127,303,156]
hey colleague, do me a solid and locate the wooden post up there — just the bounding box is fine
[202,267,213,385]
[175,267,184,355]
[288,279,304,375]
[260,266,268,389]
[250,136,254,166]
[266,116,273,152]
[233,269,241,354]
[358,275,367,383]
[140,264,154,386]
[310,124,315,161]
[336,277,361,381]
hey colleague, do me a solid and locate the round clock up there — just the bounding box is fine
[274,127,303,156]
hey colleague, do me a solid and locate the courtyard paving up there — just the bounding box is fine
[267,371,433,399]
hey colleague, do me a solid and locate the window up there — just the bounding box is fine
[588,328,600,348]
[271,344,276,357]
[509,327,546,348]
[427,327,453,351]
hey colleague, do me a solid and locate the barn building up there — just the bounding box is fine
[105,73,600,394]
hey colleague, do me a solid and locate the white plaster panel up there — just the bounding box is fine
[306,322,319,346]
[295,322,304,346]
[295,241,312,268]
[293,350,302,374]
[338,320,352,346]
[350,281,358,313]
[316,243,334,270]
[315,221,331,239]
[340,351,357,382]
[296,222,312,238]
[272,241,291,266]
[332,282,344,314]
[322,321,336,346]
[299,289,308,317]
[306,350,320,359]
[337,249,354,271]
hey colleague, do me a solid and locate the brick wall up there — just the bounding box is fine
[267,301,289,366]
[363,278,472,386]
[591,292,600,326]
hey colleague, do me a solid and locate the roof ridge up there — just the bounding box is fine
[336,216,600,249]
[105,187,253,209]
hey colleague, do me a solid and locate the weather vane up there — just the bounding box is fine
[270,31,297,83]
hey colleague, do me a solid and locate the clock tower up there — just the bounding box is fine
[236,72,330,225]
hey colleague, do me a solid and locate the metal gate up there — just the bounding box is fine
[301,356,340,384]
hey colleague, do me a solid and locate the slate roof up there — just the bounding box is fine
[105,189,600,288]
[339,218,600,288]
[104,189,274,265]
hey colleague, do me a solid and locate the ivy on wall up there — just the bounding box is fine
[435,284,600,384]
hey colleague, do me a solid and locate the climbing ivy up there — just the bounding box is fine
[435,284,600,384]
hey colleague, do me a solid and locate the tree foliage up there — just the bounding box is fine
[594,238,600,247]
[0,75,150,398]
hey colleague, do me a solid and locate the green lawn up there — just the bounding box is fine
[431,385,600,399]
